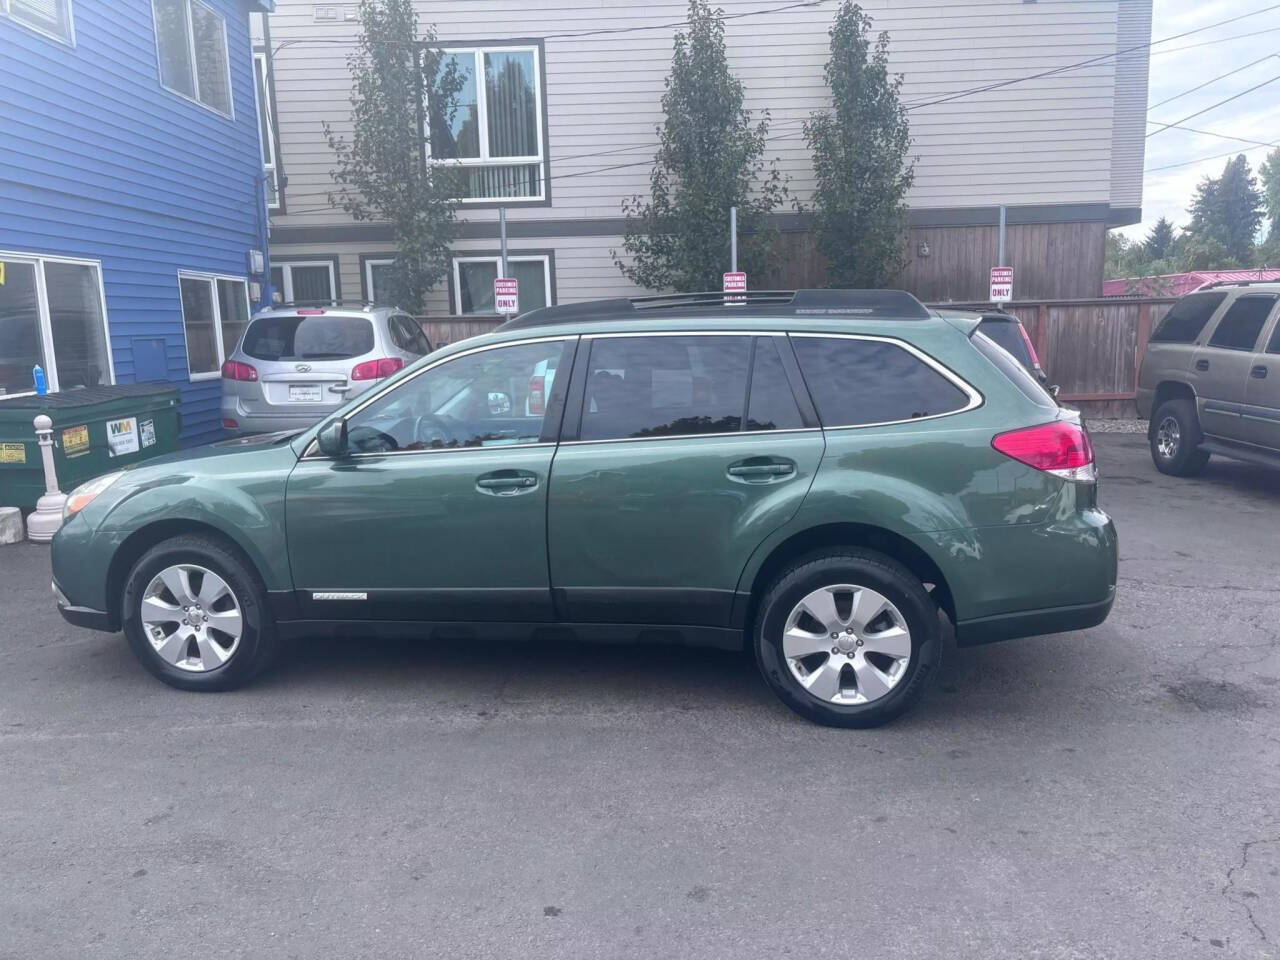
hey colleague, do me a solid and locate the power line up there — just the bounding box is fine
[1147,72,1280,138]
[1147,140,1279,173]
[1147,52,1280,110]
[1147,123,1279,150]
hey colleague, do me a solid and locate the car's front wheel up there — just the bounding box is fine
[753,549,942,728]
[1150,397,1209,477]
[122,534,276,691]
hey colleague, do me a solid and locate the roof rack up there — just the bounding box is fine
[260,300,399,310]
[498,289,930,330]
[1200,278,1280,289]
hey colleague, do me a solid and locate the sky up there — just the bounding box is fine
[1117,0,1280,242]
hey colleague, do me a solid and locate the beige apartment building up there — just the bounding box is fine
[251,0,1151,313]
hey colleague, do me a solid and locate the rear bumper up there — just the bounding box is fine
[954,587,1115,646]
[220,406,331,435]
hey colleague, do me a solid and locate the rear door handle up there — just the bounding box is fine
[1252,365,1268,379]
[727,458,797,482]
[1195,359,1210,371]
[476,470,539,495]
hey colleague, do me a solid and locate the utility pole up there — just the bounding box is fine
[499,206,509,277]
[730,205,738,273]
[998,204,1007,266]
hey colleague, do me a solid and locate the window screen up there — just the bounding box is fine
[1150,292,1227,343]
[1207,295,1278,351]
[179,277,219,375]
[792,336,971,427]
[216,279,248,356]
[746,337,804,431]
[580,336,751,441]
[9,0,73,41]
[44,262,111,390]
[0,262,45,396]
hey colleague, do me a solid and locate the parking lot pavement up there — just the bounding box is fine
[1,433,1278,959]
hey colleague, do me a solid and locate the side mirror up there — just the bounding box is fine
[316,418,349,458]
[1049,384,1061,399]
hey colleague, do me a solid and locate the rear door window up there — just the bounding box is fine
[1150,292,1227,343]
[242,315,374,361]
[791,335,972,427]
[1207,295,1278,351]
[579,336,750,441]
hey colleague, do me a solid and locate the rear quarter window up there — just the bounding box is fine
[976,318,1031,367]
[791,336,973,427]
[1150,292,1227,343]
[242,316,375,361]
[971,332,1057,409]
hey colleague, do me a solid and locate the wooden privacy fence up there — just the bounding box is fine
[419,296,1177,411]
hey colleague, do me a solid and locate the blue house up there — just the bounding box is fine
[0,0,273,445]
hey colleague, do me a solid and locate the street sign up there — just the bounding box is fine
[723,272,747,294]
[990,266,1013,302]
[494,276,519,314]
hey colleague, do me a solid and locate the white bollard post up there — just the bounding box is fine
[26,415,67,543]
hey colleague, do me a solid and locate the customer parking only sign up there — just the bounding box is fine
[990,266,1013,302]
[494,277,519,314]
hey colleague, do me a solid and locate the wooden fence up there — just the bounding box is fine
[419,296,1177,415]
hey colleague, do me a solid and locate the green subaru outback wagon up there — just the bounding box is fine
[51,290,1116,727]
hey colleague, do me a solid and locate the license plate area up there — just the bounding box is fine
[289,384,323,402]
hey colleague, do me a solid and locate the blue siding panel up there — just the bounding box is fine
[0,0,267,446]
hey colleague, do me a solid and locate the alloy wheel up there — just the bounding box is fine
[781,584,912,705]
[139,564,243,672]
[1156,415,1180,460]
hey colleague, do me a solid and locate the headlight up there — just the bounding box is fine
[63,471,124,521]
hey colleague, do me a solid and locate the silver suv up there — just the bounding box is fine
[1137,281,1280,475]
[221,304,433,435]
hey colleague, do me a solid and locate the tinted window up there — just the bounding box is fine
[580,336,750,441]
[792,336,970,427]
[1267,319,1280,355]
[346,340,568,454]
[242,316,374,362]
[747,337,804,431]
[976,318,1031,368]
[1150,292,1227,343]
[1208,295,1278,351]
[390,316,431,356]
[972,332,1056,409]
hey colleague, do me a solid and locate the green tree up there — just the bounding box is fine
[803,2,913,287]
[1143,216,1175,260]
[324,0,463,312]
[613,0,787,291]
[1186,155,1264,265]
[1174,233,1238,271]
[1260,146,1280,243]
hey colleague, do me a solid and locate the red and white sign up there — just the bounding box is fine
[494,276,519,314]
[722,271,747,294]
[990,266,1013,303]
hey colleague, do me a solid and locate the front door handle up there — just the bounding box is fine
[476,470,539,495]
[1195,359,1210,371]
[1252,365,1268,379]
[727,458,797,482]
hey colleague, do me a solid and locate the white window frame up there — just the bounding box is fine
[0,249,113,399]
[1,0,76,45]
[176,270,249,382]
[252,51,280,209]
[272,260,337,305]
[451,255,552,315]
[427,44,545,203]
[364,257,395,303]
[151,0,235,120]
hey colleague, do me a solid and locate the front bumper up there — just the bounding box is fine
[53,581,114,632]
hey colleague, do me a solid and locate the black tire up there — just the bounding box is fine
[122,534,277,691]
[753,549,942,728]
[1150,397,1210,477]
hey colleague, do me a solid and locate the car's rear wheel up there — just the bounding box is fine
[122,534,276,691]
[1150,398,1209,477]
[753,549,942,728]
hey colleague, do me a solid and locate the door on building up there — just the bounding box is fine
[1241,296,1280,449]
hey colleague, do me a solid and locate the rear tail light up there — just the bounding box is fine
[296,308,326,315]
[992,420,1096,482]
[528,375,546,415]
[221,360,258,381]
[1017,321,1042,369]
[222,418,239,429]
[351,357,405,381]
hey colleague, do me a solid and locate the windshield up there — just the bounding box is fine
[242,315,374,361]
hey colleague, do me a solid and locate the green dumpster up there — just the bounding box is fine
[0,384,181,510]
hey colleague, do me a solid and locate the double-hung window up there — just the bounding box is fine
[428,44,545,202]
[152,0,233,117]
[1,0,75,43]
[177,273,249,380]
[452,255,551,315]
[253,52,280,207]
[0,252,112,397]
[270,261,336,305]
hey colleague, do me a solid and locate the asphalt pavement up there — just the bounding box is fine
[2,433,1278,959]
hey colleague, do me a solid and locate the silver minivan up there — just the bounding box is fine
[221,304,433,435]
